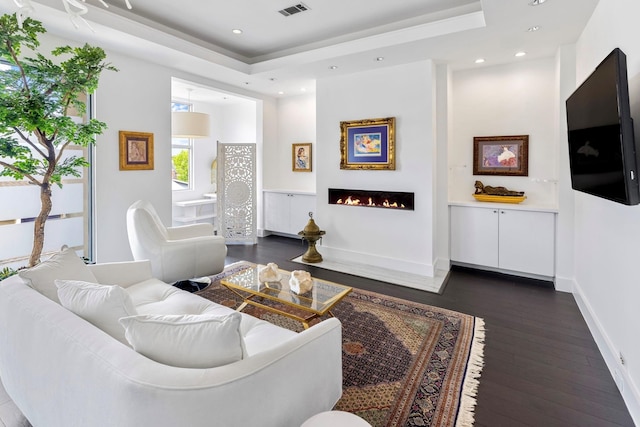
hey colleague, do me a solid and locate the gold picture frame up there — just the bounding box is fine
[340,117,395,170]
[292,142,312,172]
[119,131,154,171]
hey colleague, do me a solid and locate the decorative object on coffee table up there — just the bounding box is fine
[298,212,326,263]
[258,263,280,283]
[473,180,527,203]
[289,270,313,294]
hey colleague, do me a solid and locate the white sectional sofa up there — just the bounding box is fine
[0,249,343,427]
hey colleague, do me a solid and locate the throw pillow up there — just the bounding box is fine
[119,313,246,368]
[56,280,137,345]
[19,246,98,304]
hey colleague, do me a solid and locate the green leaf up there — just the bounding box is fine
[0,15,44,59]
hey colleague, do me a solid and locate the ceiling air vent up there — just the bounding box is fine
[278,3,310,17]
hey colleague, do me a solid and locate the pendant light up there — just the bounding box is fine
[172,89,211,139]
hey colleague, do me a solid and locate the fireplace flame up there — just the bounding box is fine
[336,194,407,209]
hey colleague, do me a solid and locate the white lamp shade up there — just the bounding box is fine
[172,112,210,138]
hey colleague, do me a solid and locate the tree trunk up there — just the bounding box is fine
[29,183,52,267]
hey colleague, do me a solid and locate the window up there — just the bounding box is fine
[171,102,193,191]
[0,60,94,268]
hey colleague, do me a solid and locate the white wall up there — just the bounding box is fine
[92,49,173,262]
[257,98,278,231]
[571,0,640,422]
[554,45,577,293]
[266,94,317,192]
[435,64,451,270]
[219,103,258,143]
[450,58,559,207]
[316,61,438,277]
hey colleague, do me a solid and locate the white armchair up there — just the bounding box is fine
[126,200,227,283]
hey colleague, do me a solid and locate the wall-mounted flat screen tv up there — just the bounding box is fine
[566,47,639,205]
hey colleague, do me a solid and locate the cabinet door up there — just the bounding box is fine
[450,206,499,267]
[498,210,555,276]
[288,194,316,234]
[263,192,290,233]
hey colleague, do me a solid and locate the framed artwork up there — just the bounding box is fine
[473,135,529,176]
[119,131,154,171]
[292,142,312,172]
[340,117,395,170]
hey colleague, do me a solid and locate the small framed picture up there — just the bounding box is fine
[292,142,312,172]
[119,131,154,171]
[473,135,529,176]
[340,117,395,170]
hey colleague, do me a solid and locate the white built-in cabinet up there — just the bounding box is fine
[450,203,556,278]
[263,190,316,236]
[173,194,217,226]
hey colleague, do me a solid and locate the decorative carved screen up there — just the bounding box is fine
[216,143,257,244]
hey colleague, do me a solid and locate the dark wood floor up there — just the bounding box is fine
[226,235,635,427]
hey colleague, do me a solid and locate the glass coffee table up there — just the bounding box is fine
[220,264,352,329]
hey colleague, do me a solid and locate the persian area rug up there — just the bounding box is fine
[198,262,485,427]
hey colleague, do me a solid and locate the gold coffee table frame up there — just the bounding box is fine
[221,265,352,329]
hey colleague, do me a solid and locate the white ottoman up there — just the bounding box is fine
[301,411,372,427]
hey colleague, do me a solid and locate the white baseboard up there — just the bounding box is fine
[259,229,299,239]
[572,279,640,426]
[434,256,451,273]
[553,275,574,293]
[450,262,554,283]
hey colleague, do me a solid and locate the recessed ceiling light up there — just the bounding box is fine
[278,91,284,95]
[375,57,384,62]
[301,88,307,92]
[528,0,547,5]
[515,51,527,57]
[475,58,485,64]
[527,26,540,32]
[232,29,243,34]
[329,65,338,70]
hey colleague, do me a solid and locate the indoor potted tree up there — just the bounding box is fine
[0,14,116,267]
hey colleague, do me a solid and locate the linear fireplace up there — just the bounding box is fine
[328,188,414,210]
